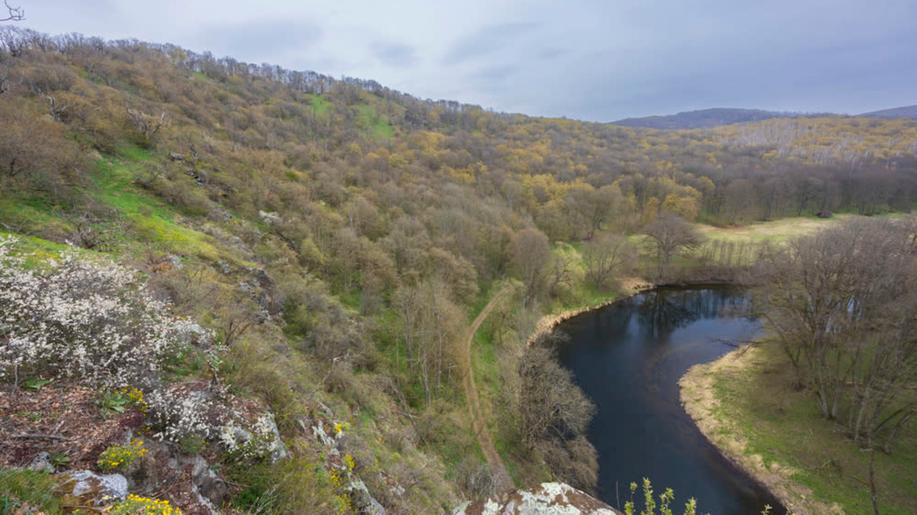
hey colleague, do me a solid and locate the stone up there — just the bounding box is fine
[27,451,54,473]
[348,478,386,515]
[453,482,620,515]
[64,470,128,504]
[189,455,229,505]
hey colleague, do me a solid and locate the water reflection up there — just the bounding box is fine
[556,287,784,514]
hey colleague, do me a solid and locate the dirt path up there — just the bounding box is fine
[459,285,514,492]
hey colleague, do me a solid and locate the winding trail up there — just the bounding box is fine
[459,285,513,492]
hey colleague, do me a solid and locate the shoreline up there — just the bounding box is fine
[526,279,817,513]
[525,277,654,346]
[679,345,842,515]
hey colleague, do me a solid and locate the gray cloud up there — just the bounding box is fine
[17,0,917,121]
[372,41,417,67]
[443,22,537,65]
[194,19,323,63]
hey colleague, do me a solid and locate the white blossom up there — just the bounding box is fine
[0,237,213,389]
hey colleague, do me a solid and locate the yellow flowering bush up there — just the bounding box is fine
[343,453,356,472]
[333,421,349,436]
[97,438,148,472]
[110,494,181,515]
[122,386,148,412]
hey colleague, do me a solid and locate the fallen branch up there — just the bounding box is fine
[10,433,70,441]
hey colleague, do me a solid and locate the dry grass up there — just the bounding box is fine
[695,216,851,244]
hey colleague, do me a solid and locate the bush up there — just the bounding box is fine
[110,494,181,515]
[146,386,222,444]
[96,438,147,472]
[0,238,211,389]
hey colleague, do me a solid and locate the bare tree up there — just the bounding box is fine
[583,233,637,290]
[519,333,597,490]
[1,1,24,22]
[643,213,704,278]
[126,107,168,147]
[394,278,465,404]
[758,217,917,451]
[510,227,551,306]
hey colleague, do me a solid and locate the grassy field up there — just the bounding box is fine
[703,340,917,514]
[696,215,849,243]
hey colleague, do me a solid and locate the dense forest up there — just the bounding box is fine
[0,25,915,514]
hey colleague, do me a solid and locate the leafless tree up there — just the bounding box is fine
[519,333,597,490]
[510,227,551,306]
[583,233,637,290]
[126,107,168,146]
[758,216,917,452]
[643,213,704,278]
[1,1,24,22]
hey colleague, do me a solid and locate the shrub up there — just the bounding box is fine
[0,238,212,389]
[110,494,181,515]
[97,438,148,472]
[146,387,222,444]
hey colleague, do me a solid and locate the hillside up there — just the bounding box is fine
[0,26,916,514]
[861,104,917,119]
[614,104,917,129]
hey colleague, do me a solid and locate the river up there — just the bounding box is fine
[555,286,786,514]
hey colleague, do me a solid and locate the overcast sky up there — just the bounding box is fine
[17,0,917,121]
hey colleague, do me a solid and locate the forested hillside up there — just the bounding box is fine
[1,26,916,513]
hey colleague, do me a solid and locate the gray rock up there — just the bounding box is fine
[27,451,54,473]
[452,482,620,515]
[348,478,386,515]
[261,414,289,463]
[65,470,128,503]
[190,455,229,506]
[312,420,337,448]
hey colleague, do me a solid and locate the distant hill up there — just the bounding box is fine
[614,104,917,129]
[859,105,917,119]
[612,108,797,129]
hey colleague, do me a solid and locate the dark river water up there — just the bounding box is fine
[555,287,786,514]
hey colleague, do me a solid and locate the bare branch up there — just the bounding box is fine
[1,1,24,22]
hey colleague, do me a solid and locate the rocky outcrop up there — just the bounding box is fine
[305,416,387,514]
[63,470,129,504]
[453,482,620,515]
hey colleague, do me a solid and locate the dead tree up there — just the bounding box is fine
[126,108,167,146]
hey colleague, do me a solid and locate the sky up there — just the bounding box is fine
[16,0,917,121]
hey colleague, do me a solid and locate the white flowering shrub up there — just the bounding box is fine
[146,386,224,443]
[0,237,212,389]
[219,412,288,462]
[148,384,287,463]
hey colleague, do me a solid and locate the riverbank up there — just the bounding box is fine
[680,341,917,514]
[526,277,654,346]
